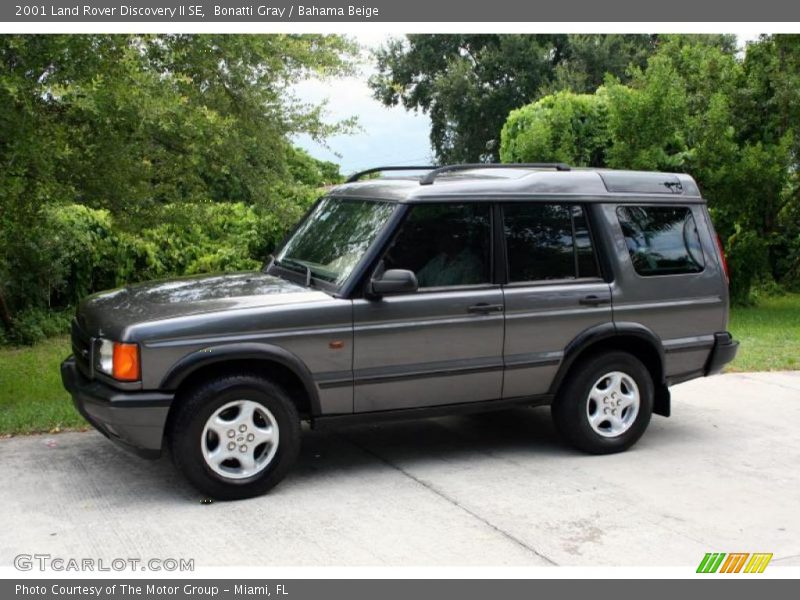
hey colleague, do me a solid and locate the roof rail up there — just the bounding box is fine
[345,165,438,183]
[419,163,571,186]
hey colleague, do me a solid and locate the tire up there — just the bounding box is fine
[551,351,654,454]
[168,374,301,500]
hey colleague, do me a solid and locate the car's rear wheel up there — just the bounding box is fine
[168,374,300,500]
[551,351,653,454]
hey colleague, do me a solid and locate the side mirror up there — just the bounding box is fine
[369,269,418,296]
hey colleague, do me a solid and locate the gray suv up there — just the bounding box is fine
[61,164,739,499]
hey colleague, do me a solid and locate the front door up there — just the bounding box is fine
[352,202,505,412]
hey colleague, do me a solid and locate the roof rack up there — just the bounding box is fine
[345,165,438,183]
[419,162,571,185]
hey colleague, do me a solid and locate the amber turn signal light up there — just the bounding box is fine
[112,342,140,381]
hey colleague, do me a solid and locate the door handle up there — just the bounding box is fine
[467,303,504,314]
[579,295,611,307]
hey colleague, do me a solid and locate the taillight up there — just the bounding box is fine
[715,234,730,284]
[112,342,140,381]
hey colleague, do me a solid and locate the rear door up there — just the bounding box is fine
[352,202,505,412]
[500,202,613,398]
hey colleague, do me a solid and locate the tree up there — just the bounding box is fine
[370,34,656,163]
[499,34,799,302]
[604,54,690,171]
[539,34,656,96]
[736,35,800,284]
[0,34,356,329]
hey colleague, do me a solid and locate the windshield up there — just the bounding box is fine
[273,198,396,289]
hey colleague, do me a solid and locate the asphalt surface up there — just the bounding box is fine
[1,371,799,568]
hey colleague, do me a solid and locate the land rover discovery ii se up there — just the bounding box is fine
[61,164,739,499]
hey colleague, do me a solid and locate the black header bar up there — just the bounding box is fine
[3,0,800,22]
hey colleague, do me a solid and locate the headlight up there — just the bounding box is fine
[95,339,140,381]
[96,339,114,375]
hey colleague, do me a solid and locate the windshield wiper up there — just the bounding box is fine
[274,257,313,288]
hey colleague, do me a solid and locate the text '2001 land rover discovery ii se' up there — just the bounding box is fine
[61,164,739,499]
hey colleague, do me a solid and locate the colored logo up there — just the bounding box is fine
[697,552,773,573]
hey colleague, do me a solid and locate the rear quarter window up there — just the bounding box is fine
[616,206,705,276]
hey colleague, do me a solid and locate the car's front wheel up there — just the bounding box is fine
[551,351,654,454]
[168,374,301,500]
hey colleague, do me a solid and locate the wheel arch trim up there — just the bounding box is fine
[549,321,666,397]
[159,342,321,416]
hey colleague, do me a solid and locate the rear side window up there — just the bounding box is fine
[616,206,705,276]
[503,203,600,282]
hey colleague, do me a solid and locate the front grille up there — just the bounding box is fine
[71,319,93,379]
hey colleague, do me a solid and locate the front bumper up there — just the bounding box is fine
[705,332,740,376]
[61,357,173,458]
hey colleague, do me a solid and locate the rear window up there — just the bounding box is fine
[616,206,705,276]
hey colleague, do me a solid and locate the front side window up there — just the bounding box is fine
[274,198,396,288]
[616,206,705,276]
[504,203,599,282]
[383,203,492,288]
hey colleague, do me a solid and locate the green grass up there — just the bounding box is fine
[0,294,797,435]
[0,335,87,435]
[728,293,800,372]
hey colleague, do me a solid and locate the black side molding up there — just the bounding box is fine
[548,321,666,396]
[312,394,552,429]
[548,321,672,417]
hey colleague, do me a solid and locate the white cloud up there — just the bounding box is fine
[291,34,433,175]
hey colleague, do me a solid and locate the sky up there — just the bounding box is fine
[293,33,764,178]
[292,34,433,177]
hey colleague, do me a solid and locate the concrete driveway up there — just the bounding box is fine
[1,372,799,568]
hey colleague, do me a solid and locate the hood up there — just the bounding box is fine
[77,271,330,339]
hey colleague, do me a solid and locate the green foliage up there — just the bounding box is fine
[500,91,609,166]
[726,225,771,305]
[500,34,800,302]
[1,192,324,347]
[0,35,354,214]
[15,199,311,318]
[604,57,690,170]
[0,34,352,339]
[539,34,658,97]
[287,147,345,187]
[371,34,656,163]
[3,309,74,346]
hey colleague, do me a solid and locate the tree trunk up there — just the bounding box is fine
[0,287,14,332]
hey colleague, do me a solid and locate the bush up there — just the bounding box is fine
[3,308,73,346]
[46,204,118,306]
[112,203,271,282]
[726,225,771,305]
[0,190,319,345]
[500,90,609,166]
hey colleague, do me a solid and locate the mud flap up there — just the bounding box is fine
[654,385,671,417]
